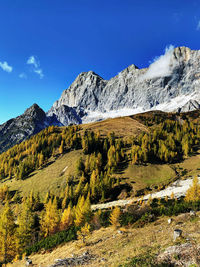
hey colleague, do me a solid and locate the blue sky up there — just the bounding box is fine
[0,0,200,124]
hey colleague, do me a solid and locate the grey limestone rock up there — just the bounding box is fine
[0,102,82,153]
[0,104,48,153]
[47,104,82,126]
[174,229,182,241]
[49,47,200,124]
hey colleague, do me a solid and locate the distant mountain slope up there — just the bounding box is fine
[0,104,49,153]
[49,46,200,123]
[0,103,82,153]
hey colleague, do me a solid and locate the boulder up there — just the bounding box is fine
[173,229,182,241]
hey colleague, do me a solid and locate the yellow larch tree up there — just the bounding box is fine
[185,176,200,202]
[109,206,121,229]
[41,197,60,237]
[60,205,73,231]
[0,201,16,264]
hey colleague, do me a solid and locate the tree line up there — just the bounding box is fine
[131,119,200,164]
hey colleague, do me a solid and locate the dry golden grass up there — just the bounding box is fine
[81,116,148,137]
[1,150,83,198]
[174,150,200,178]
[10,212,200,267]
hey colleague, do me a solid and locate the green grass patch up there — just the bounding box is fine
[0,150,83,198]
[123,163,176,191]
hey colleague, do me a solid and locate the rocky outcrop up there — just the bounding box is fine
[49,251,96,267]
[47,104,82,125]
[49,47,200,124]
[177,99,200,112]
[157,243,200,266]
[0,102,83,153]
[0,104,48,153]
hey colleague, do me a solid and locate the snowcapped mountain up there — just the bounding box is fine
[48,46,200,123]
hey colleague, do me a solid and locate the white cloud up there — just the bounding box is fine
[19,72,27,79]
[27,56,39,68]
[141,45,175,80]
[0,61,13,73]
[34,69,44,79]
[27,55,44,79]
[197,20,200,30]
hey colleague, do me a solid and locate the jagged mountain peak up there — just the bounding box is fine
[0,103,51,153]
[27,103,40,109]
[72,70,104,86]
[123,64,139,72]
[172,46,192,63]
[78,70,103,78]
[49,46,200,124]
[24,103,45,116]
[116,64,140,78]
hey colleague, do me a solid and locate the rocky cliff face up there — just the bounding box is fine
[47,105,82,126]
[49,46,200,123]
[0,102,82,153]
[0,104,48,153]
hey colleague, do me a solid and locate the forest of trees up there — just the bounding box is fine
[131,119,200,164]
[0,125,81,180]
[1,115,200,264]
[0,126,127,263]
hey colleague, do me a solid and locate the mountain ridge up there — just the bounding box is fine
[49,46,200,123]
[1,46,200,153]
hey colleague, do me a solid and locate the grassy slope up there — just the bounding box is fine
[0,116,148,197]
[11,212,200,267]
[81,116,148,137]
[2,150,83,198]
[122,163,176,192]
[2,113,200,198]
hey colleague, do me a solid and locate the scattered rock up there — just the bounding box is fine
[54,259,63,263]
[173,229,182,241]
[49,252,96,266]
[157,243,200,266]
[168,218,172,224]
[25,259,32,266]
[190,210,196,217]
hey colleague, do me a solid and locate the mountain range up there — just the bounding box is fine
[1,46,200,152]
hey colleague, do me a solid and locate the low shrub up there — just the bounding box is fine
[24,227,77,256]
[119,253,168,267]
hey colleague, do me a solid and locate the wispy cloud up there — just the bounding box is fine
[27,55,44,79]
[140,45,175,80]
[34,69,44,79]
[19,72,27,79]
[197,20,200,30]
[27,56,39,68]
[0,61,13,73]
